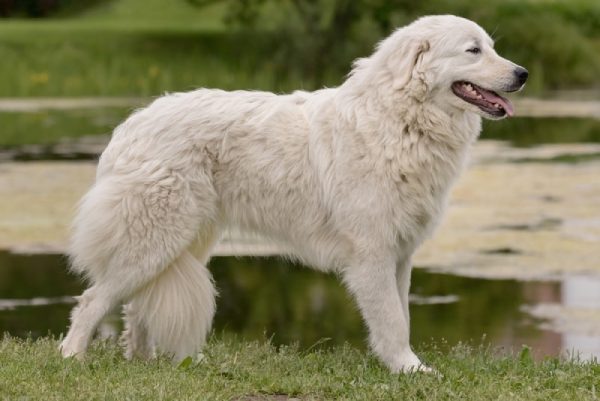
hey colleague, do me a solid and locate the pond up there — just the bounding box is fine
[0,106,600,160]
[481,116,600,146]
[1,251,599,361]
[0,103,599,362]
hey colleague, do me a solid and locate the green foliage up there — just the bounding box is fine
[407,0,600,91]
[0,27,311,97]
[519,345,533,366]
[187,0,600,91]
[187,0,412,84]
[433,1,600,91]
[177,356,194,369]
[0,337,598,400]
[398,1,600,92]
[516,0,600,37]
[0,0,112,17]
[0,0,599,97]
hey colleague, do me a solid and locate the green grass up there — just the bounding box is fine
[0,337,598,400]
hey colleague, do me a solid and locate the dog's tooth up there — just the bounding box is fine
[476,94,482,99]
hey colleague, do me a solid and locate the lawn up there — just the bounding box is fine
[0,336,598,400]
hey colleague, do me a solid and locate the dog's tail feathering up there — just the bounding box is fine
[64,170,219,362]
[123,250,217,362]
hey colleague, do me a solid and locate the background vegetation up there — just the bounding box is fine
[0,0,599,97]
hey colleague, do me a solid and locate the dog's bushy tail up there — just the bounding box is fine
[125,250,216,362]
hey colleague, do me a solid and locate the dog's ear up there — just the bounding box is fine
[388,39,430,91]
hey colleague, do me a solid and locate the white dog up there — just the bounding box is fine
[60,15,527,372]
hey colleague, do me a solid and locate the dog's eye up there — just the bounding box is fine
[466,47,481,54]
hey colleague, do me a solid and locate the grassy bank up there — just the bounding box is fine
[0,0,599,97]
[0,28,315,97]
[0,337,598,400]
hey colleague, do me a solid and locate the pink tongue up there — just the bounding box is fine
[480,89,514,117]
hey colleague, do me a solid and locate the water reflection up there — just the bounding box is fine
[1,115,600,163]
[0,251,598,360]
[554,276,600,360]
[482,117,600,146]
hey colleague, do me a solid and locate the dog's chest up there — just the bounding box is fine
[388,181,445,247]
[384,137,471,245]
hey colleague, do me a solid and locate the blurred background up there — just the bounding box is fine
[0,0,599,361]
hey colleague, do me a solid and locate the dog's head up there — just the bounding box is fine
[379,15,527,120]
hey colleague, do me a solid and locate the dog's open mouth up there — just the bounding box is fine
[452,81,514,117]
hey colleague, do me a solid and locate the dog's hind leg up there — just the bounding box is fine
[60,283,127,358]
[61,167,218,360]
[121,226,221,361]
[121,303,152,360]
[123,247,217,362]
[343,256,430,373]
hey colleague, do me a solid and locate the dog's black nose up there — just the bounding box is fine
[514,67,528,86]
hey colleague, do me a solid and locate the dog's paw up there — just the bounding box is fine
[397,363,437,374]
[389,350,436,374]
[59,339,85,360]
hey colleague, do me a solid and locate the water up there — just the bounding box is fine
[1,251,598,360]
[1,107,599,360]
[1,109,600,162]
[482,117,600,147]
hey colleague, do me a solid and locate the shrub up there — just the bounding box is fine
[0,0,112,17]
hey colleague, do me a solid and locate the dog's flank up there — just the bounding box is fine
[60,15,527,373]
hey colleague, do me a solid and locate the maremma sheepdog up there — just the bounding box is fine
[60,15,527,372]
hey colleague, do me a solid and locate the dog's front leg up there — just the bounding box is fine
[343,259,430,373]
[396,257,412,337]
